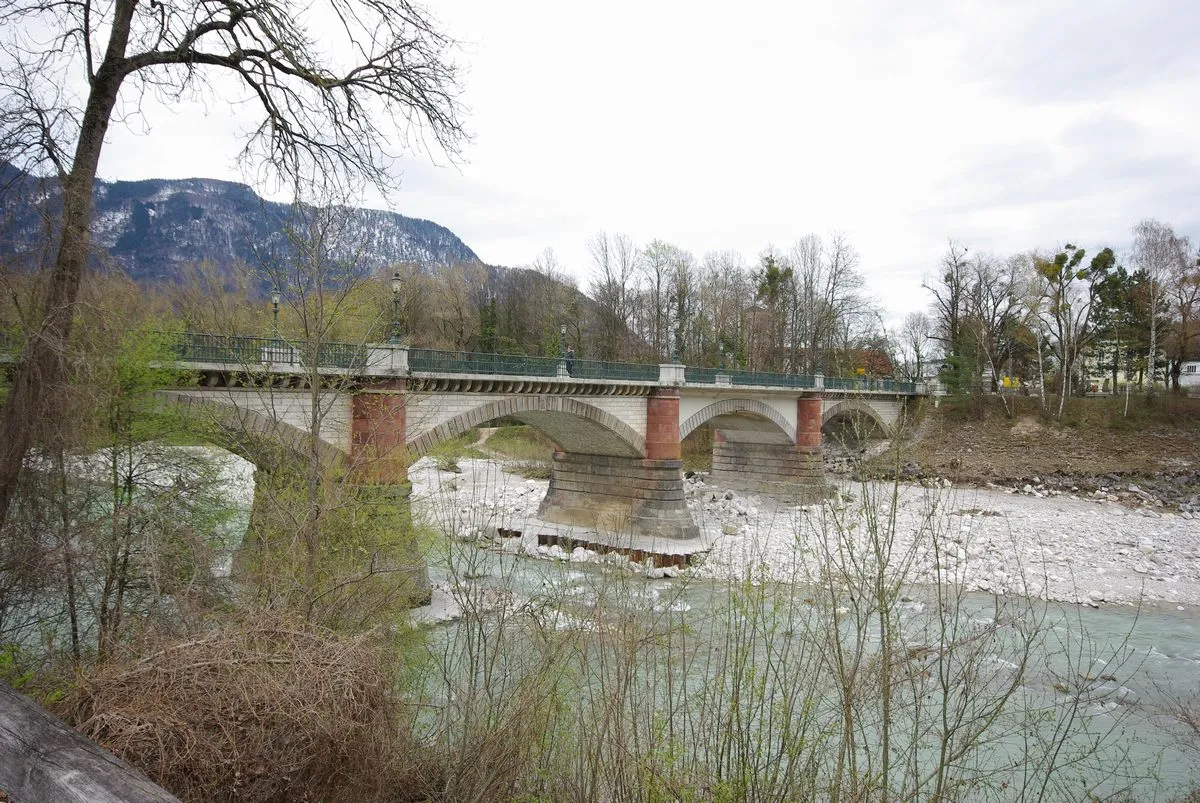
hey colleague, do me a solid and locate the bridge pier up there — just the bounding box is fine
[347,380,429,603]
[538,452,700,544]
[536,387,702,550]
[709,396,832,502]
[350,380,408,484]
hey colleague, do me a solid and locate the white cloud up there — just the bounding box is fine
[85,0,1200,321]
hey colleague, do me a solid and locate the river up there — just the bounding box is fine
[406,455,1200,799]
[202,451,1200,798]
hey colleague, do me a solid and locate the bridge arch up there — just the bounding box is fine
[408,395,645,458]
[822,399,893,439]
[159,391,344,472]
[679,398,796,444]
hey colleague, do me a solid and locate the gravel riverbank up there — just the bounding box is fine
[410,456,1200,611]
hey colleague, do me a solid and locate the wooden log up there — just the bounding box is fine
[0,683,179,802]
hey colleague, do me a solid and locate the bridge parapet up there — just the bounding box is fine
[161,333,922,396]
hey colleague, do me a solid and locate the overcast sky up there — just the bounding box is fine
[94,0,1200,323]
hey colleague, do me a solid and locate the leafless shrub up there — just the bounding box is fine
[56,615,402,802]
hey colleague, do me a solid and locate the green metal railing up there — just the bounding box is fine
[170,332,367,370]
[163,332,920,394]
[408,349,560,377]
[684,366,718,384]
[570,358,659,382]
[725,369,818,390]
[825,376,914,394]
[686,365,819,389]
[406,350,660,381]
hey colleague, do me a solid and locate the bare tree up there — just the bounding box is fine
[0,0,466,526]
[897,312,932,382]
[1034,245,1115,419]
[787,233,869,375]
[819,233,873,374]
[587,232,640,360]
[669,247,698,362]
[963,253,1022,394]
[697,250,751,366]
[528,247,580,355]
[1012,257,1052,409]
[432,263,485,349]
[925,241,970,362]
[1131,219,1184,395]
[639,240,687,360]
[1166,236,1200,390]
[754,248,792,371]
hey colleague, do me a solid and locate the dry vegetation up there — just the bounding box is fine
[887,394,1200,483]
[55,616,402,802]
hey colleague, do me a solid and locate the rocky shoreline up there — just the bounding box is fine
[879,463,1200,516]
[412,455,1200,611]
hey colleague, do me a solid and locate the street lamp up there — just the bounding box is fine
[719,342,726,370]
[271,288,281,339]
[560,323,567,359]
[389,271,403,344]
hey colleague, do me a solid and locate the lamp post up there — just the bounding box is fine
[389,271,403,344]
[560,323,567,359]
[271,288,280,339]
[719,342,726,370]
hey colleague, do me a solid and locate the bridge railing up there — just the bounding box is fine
[825,376,914,394]
[170,332,368,370]
[406,349,662,382]
[684,366,819,390]
[726,369,819,389]
[408,348,560,377]
[162,332,921,394]
[571,358,659,382]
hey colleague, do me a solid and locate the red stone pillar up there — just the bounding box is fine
[796,395,822,453]
[350,379,407,483]
[645,387,681,460]
[347,379,427,603]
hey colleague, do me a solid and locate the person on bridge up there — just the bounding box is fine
[566,346,575,376]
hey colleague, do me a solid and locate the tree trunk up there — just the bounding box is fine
[0,11,132,527]
[0,683,180,802]
[1036,334,1046,412]
[1148,283,1158,397]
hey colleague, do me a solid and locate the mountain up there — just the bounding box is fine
[0,163,479,280]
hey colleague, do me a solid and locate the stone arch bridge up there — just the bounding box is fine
[164,335,927,556]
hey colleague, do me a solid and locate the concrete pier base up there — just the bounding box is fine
[236,472,430,606]
[537,451,702,548]
[353,482,431,606]
[710,440,833,502]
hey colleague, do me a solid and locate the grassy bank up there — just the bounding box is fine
[892,393,1200,483]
